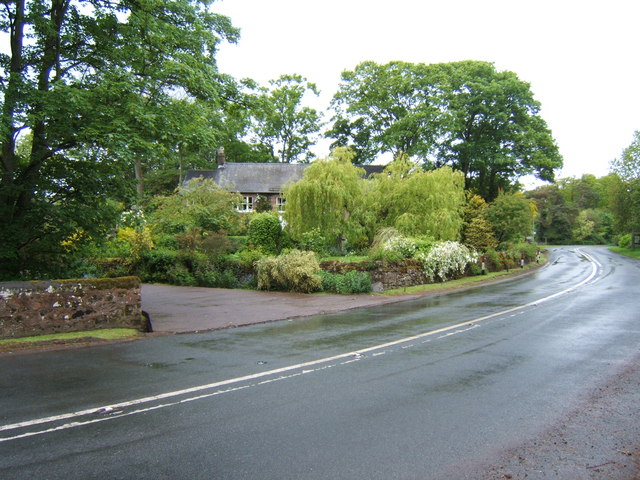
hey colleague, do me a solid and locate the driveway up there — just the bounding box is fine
[141,284,426,333]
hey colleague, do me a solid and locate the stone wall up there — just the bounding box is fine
[0,277,147,339]
[320,259,429,290]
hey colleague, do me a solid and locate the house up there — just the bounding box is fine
[183,148,385,212]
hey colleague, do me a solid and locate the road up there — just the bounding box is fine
[1,246,639,479]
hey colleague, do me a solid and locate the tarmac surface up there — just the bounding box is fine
[141,284,428,333]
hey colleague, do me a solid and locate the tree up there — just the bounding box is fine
[367,156,466,240]
[609,131,640,234]
[149,177,241,236]
[328,61,440,163]
[486,192,534,244]
[0,0,238,279]
[527,185,577,244]
[250,74,323,163]
[283,148,367,248]
[328,60,563,200]
[461,194,497,252]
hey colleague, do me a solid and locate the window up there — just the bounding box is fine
[276,196,286,212]
[238,196,253,212]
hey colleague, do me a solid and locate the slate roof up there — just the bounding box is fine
[183,163,386,194]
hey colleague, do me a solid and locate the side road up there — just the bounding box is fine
[142,265,545,334]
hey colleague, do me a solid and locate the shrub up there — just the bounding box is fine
[369,228,413,261]
[139,248,179,283]
[256,250,322,293]
[320,270,372,294]
[619,233,632,249]
[296,228,328,254]
[248,213,283,254]
[416,241,477,282]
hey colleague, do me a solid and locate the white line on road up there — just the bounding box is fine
[0,249,600,442]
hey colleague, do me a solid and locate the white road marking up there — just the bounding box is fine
[0,249,600,442]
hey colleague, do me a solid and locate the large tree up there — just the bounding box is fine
[609,131,640,234]
[0,0,238,279]
[328,60,563,200]
[250,74,323,163]
[367,156,466,240]
[283,148,367,247]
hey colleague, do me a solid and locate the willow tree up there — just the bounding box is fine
[283,148,367,248]
[367,156,466,240]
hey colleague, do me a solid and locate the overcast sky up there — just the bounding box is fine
[213,0,639,180]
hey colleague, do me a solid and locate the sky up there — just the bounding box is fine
[212,0,640,181]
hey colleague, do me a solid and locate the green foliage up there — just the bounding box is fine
[329,60,562,200]
[0,0,239,280]
[368,159,466,240]
[609,132,640,234]
[256,250,322,293]
[527,184,577,244]
[117,227,155,262]
[250,74,323,163]
[320,271,372,294]
[618,234,632,249]
[284,148,367,248]
[248,213,283,254]
[486,192,534,244]
[149,178,241,236]
[462,194,497,252]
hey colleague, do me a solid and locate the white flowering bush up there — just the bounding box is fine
[383,235,417,258]
[416,241,477,281]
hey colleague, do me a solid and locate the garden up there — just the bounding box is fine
[74,150,545,295]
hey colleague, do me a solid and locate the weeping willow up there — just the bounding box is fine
[283,148,367,247]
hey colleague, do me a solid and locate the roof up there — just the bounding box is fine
[183,163,386,194]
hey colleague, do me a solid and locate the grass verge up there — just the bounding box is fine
[0,328,143,353]
[609,246,640,259]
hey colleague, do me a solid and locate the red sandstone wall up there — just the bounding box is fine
[0,277,146,339]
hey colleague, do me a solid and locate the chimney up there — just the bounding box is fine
[216,146,226,167]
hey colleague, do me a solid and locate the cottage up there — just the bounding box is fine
[183,148,385,212]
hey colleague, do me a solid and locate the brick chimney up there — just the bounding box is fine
[216,146,226,167]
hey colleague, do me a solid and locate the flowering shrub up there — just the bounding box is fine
[369,227,434,261]
[383,235,417,258]
[416,241,477,281]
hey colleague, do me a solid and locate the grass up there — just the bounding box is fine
[0,328,143,352]
[609,246,640,259]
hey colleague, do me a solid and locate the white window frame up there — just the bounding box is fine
[237,195,253,212]
[276,196,286,212]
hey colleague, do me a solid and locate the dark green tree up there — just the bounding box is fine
[0,0,238,279]
[328,60,563,200]
[527,185,577,244]
[609,131,640,234]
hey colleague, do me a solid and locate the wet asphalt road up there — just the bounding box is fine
[1,246,639,479]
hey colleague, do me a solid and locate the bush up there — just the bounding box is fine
[256,250,322,293]
[320,270,372,294]
[248,213,283,254]
[619,233,632,249]
[296,228,328,254]
[416,241,477,282]
[139,248,180,283]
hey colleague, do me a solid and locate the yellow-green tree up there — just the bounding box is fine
[283,148,367,247]
[368,156,466,240]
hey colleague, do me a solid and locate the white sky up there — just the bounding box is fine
[213,0,640,180]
